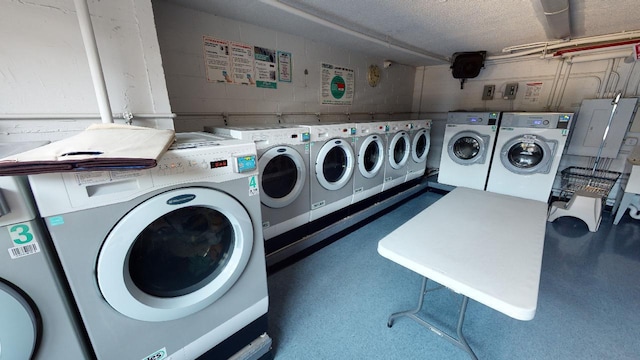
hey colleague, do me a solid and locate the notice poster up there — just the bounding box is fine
[321,63,354,105]
[254,46,277,89]
[277,51,292,83]
[203,36,232,83]
[230,42,255,85]
[524,82,543,103]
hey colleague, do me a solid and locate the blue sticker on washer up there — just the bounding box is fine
[49,216,65,226]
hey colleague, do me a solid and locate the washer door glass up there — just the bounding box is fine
[447,131,488,165]
[316,139,354,190]
[411,130,430,162]
[97,187,254,322]
[260,146,306,209]
[500,135,557,174]
[0,280,39,359]
[358,135,384,179]
[389,131,410,169]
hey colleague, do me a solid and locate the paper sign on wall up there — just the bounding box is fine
[634,43,640,61]
[230,42,255,85]
[524,82,543,103]
[254,46,277,89]
[321,63,354,105]
[278,51,292,83]
[203,36,232,83]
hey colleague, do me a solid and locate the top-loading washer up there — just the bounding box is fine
[305,122,356,221]
[486,112,573,202]
[352,121,388,204]
[206,124,311,241]
[0,142,93,360]
[406,119,432,182]
[382,120,412,191]
[27,132,270,360]
[438,111,501,190]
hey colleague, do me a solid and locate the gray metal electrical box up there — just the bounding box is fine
[566,98,638,158]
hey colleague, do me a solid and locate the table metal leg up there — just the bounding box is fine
[386,277,479,360]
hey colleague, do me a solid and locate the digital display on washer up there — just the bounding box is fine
[235,155,257,172]
[210,159,228,169]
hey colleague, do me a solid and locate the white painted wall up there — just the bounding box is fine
[414,54,640,201]
[151,1,416,132]
[1,0,173,142]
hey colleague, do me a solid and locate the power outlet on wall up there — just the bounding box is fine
[504,83,518,99]
[482,85,495,100]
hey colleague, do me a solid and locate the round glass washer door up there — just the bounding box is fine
[97,187,253,322]
[358,135,384,179]
[259,146,306,208]
[315,139,354,190]
[447,131,489,165]
[500,135,557,174]
[0,279,39,359]
[388,131,410,170]
[411,129,430,163]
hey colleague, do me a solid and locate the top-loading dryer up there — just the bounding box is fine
[305,122,356,221]
[352,121,388,204]
[206,124,311,240]
[382,120,412,191]
[0,142,93,360]
[27,132,270,360]
[406,119,432,182]
[486,112,573,202]
[438,111,501,190]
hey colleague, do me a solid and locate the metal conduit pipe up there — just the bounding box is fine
[73,0,113,124]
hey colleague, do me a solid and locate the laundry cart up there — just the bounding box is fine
[548,166,621,232]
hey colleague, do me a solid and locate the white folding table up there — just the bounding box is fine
[378,187,548,359]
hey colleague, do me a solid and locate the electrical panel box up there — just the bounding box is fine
[566,98,638,158]
[504,83,518,99]
[482,85,495,100]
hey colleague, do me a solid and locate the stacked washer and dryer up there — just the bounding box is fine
[27,133,271,360]
[0,142,93,360]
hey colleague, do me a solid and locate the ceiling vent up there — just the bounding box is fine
[450,51,486,89]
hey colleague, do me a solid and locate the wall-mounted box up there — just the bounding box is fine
[566,98,638,158]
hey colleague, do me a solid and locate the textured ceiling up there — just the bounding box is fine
[162,0,640,66]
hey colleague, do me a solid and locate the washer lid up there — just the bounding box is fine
[0,280,39,359]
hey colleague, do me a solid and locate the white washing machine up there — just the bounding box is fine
[27,133,270,360]
[206,124,311,241]
[438,111,501,190]
[0,142,93,360]
[352,121,388,204]
[406,119,432,182]
[486,112,573,202]
[306,123,356,221]
[382,120,412,191]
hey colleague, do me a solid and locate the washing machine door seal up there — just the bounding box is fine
[358,134,384,179]
[388,131,410,169]
[447,130,489,165]
[500,135,557,174]
[259,146,306,208]
[97,187,254,322]
[0,279,40,359]
[315,139,354,190]
[411,129,430,163]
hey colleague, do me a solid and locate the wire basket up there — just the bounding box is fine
[559,166,621,199]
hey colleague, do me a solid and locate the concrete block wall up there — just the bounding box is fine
[152,1,417,132]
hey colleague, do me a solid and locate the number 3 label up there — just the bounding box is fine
[9,223,35,245]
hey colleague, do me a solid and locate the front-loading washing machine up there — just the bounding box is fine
[0,143,93,360]
[486,112,573,202]
[305,122,356,221]
[406,119,432,182]
[206,124,311,241]
[352,121,388,204]
[382,120,412,191]
[438,111,501,190]
[27,133,270,360]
